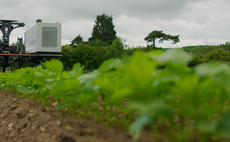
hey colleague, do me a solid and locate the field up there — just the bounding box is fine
[1,48,230,142]
[0,90,154,142]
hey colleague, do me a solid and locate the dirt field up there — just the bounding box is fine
[0,90,154,142]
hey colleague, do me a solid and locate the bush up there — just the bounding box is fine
[61,42,110,71]
[107,37,124,58]
[201,49,230,63]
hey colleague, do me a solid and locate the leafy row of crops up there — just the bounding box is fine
[1,49,230,141]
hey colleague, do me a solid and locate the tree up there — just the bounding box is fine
[107,37,124,58]
[88,39,107,47]
[144,30,180,48]
[71,34,84,47]
[89,14,117,45]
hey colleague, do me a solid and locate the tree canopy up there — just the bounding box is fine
[71,34,84,47]
[89,14,117,45]
[144,30,180,48]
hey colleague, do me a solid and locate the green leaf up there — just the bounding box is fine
[51,78,80,94]
[70,63,84,78]
[107,87,133,104]
[72,63,84,74]
[42,59,63,73]
[78,70,100,84]
[33,78,45,86]
[217,112,230,136]
[195,62,230,77]
[148,49,164,55]
[17,85,27,93]
[128,100,174,118]
[198,121,217,134]
[148,49,192,65]
[99,58,122,73]
[77,93,98,104]
[129,115,153,140]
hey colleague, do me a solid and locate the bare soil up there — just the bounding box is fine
[0,90,154,142]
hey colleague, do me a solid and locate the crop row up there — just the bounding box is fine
[1,49,230,141]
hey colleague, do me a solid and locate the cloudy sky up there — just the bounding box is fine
[0,0,230,48]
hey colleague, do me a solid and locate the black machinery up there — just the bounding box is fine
[0,20,62,72]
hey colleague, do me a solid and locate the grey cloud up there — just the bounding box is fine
[42,0,199,20]
[0,0,229,48]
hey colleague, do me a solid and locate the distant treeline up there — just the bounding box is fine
[60,39,230,71]
[60,38,157,71]
[183,42,230,67]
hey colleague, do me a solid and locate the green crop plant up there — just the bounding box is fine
[1,49,230,141]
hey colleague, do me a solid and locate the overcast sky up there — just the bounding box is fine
[0,0,230,48]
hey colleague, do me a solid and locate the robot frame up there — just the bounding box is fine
[0,19,62,72]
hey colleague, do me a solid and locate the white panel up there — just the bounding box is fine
[25,25,37,53]
[25,22,61,53]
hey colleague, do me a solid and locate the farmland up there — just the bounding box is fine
[0,90,154,142]
[1,48,230,141]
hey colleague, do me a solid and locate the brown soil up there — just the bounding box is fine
[0,90,154,142]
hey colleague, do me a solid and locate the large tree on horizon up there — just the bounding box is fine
[89,14,117,45]
[144,30,180,48]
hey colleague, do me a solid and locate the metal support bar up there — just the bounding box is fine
[0,54,63,57]
[2,67,5,73]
